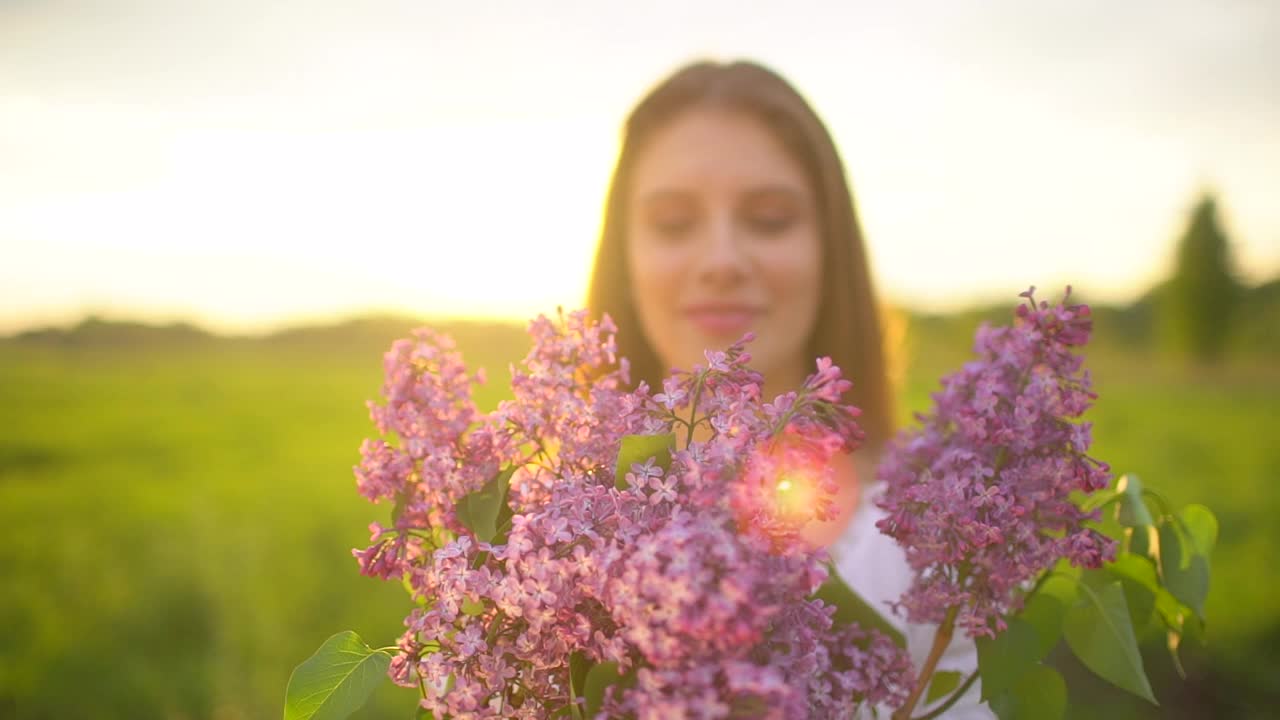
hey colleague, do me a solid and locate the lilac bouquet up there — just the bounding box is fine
[285,290,1215,720]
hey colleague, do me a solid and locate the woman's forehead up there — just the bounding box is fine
[628,108,810,196]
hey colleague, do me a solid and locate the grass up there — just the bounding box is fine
[0,317,1275,719]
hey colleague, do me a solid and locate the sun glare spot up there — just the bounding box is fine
[773,470,819,520]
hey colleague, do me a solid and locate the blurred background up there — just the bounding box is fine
[1,1,1276,718]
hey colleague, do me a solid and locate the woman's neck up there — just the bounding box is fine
[761,370,807,407]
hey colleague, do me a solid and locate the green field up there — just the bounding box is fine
[0,316,1276,719]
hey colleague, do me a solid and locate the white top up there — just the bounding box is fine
[828,483,993,719]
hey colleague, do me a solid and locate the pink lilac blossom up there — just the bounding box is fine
[354,310,912,718]
[876,288,1117,638]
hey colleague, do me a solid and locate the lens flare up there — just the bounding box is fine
[773,469,820,520]
[732,427,847,547]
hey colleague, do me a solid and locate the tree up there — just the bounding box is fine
[1162,193,1240,362]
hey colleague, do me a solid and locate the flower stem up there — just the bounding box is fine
[685,375,706,447]
[893,605,958,720]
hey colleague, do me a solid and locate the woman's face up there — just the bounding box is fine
[625,107,823,392]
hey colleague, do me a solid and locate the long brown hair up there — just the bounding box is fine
[587,60,894,452]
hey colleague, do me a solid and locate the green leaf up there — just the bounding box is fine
[614,434,675,490]
[568,651,591,720]
[1158,521,1209,620]
[1105,554,1160,631]
[1018,574,1077,659]
[455,467,515,544]
[810,567,907,649]
[1115,474,1154,528]
[1128,524,1155,559]
[460,597,485,616]
[1178,504,1218,558]
[583,661,635,718]
[926,670,963,705]
[283,631,392,720]
[1018,592,1065,660]
[1039,572,1082,605]
[1167,629,1187,681]
[1108,553,1160,594]
[988,664,1067,720]
[1154,585,1189,632]
[976,617,1043,701]
[415,707,435,720]
[1088,501,1126,541]
[1063,581,1157,704]
[1081,487,1119,513]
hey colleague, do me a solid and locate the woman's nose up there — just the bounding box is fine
[696,214,749,285]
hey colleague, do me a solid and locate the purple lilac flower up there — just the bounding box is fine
[876,288,1116,638]
[354,311,912,717]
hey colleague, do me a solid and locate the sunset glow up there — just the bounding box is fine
[3,1,1277,334]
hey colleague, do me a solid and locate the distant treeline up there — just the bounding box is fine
[4,314,530,357]
[910,275,1280,358]
[7,273,1277,362]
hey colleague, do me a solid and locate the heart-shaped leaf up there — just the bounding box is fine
[283,631,391,720]
[1178,504,1218,558]
[1018,574,1077,659]
[977,617,1043,701]
[988,663,1066,720]
[1158,521,1209,620]
[1105,554,1160,632]
[1063,581,1156,704]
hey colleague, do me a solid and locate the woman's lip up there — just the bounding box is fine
[684,307,762,335]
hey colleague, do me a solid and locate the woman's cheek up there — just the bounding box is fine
[652,246,693,297]
[765,236,817,292]
[634,245,688,325]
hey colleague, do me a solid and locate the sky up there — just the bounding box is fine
[2,0,1278,334]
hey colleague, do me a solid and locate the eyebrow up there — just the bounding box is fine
[741,185,808,202]
[636,183,809,204]
[636,189,693,205]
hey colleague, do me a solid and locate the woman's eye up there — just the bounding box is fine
[647,212,696,240]
[655,218,693,235]
[745,211,795,235]
[742,191,803,236]
[637,193,699,243]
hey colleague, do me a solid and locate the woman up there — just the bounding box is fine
[587,60,989,718]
